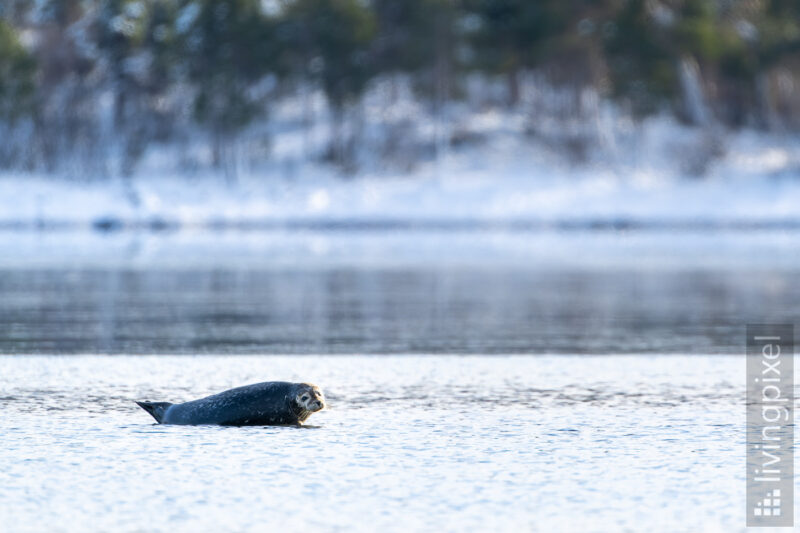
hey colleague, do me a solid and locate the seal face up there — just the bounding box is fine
[136,381,326,426]
[293,383,326,423]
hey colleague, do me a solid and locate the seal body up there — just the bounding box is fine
[136,381,325,426]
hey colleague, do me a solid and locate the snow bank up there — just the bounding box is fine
[1,114,799,230]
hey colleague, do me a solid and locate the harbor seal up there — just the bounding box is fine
[136,381,325,426]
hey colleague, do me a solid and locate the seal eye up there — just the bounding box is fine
[301,394,309,402]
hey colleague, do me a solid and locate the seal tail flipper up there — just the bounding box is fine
[135,401,172,423]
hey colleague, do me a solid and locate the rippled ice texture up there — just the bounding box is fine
[2,355,751,532]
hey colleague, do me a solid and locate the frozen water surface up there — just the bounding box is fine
[2,355,748,533]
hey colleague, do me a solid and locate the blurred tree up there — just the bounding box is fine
[463,0,566,105]
[282,0,376,109]
[751,0,800,128]
[32,0,103,172]
[758,0,800,66]
[140,1,183,141]
[673,0,721,125]
[366,0,457,166]
[0,17,35,167]
[94,0,151,174]
[415,0,458,104]
[183,0,280,180]
[0,18,35,124]
[281,0,377,167]
[604,0,677,116]
[96,0,144,128]
[370,0,438,77]
[675,0,722,61]
[0,0,38,25]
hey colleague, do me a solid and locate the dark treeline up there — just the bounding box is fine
[1,0,800,177]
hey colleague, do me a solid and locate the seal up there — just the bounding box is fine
[135,381,325,426]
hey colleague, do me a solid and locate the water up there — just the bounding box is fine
[1,229,798,532]
[1,230,799,355]
[2,355,746,532]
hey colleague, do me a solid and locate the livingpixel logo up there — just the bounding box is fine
[753,489,782,517]
[746,324,794,527]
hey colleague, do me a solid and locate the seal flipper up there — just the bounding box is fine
[136,401,172,423]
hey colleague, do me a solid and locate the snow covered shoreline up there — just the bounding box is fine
[3,168,799,231]
[2,115,799,231]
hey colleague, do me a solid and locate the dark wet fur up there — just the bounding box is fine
[135,382,322,426]
[135,401,172,423]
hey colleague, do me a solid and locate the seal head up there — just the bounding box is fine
[292,383,326,422]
